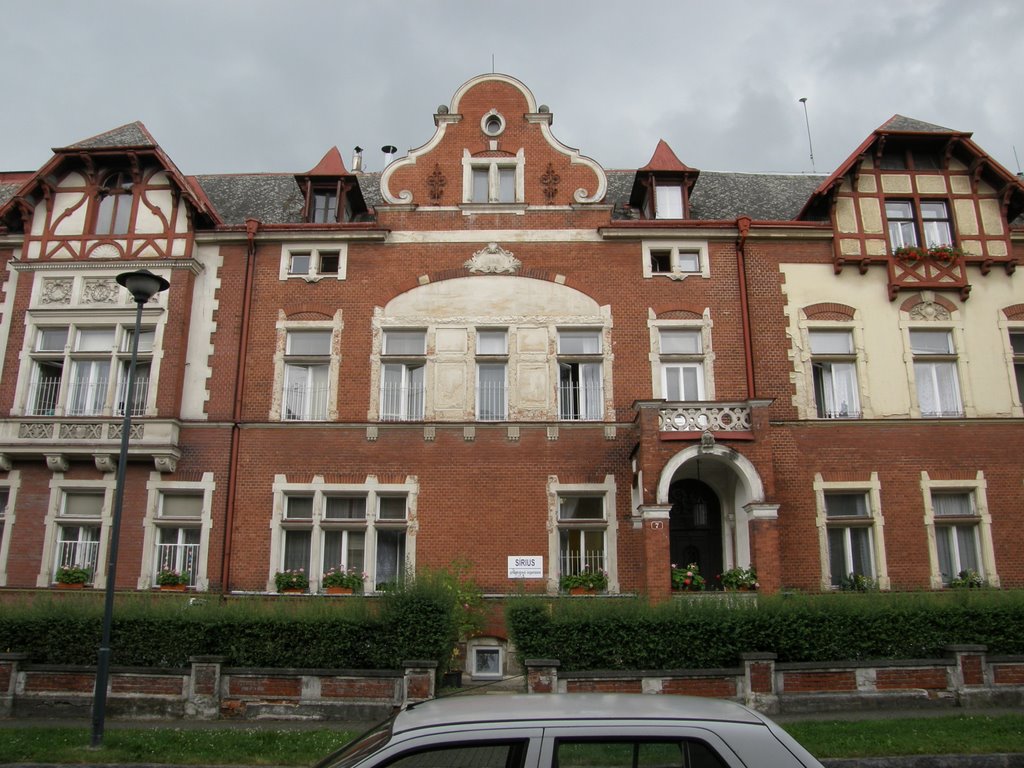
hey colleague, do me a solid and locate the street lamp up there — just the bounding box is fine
[91,268,169,748]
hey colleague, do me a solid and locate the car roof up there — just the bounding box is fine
[393,693,766,734]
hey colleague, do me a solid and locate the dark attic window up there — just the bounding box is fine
[311,188,339,223]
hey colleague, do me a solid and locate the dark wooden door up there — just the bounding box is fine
[669,479,723,589]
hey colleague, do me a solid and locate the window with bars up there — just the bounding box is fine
[154,493,202,588]
[381,330,426,421]
[283,330,331,421]
[557,495,606,578]
[54,491,103,583]
[476,330,508,421]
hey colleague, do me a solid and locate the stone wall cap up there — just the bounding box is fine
[525,659,561,667]
[944,644,988,653]
[0,652,31,661]
[402,660,439,669]
[189,655,229,663]
[740,652,778,661]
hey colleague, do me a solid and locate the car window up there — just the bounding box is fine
[384,742,528,768]
[555,740,727,768]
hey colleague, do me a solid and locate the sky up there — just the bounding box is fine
[3,1,1023,180]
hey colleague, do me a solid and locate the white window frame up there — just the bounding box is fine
[461,148,525,208]
[921,471,997,589]
[808,328,861,419]
[468,640,504,680]
[379,329,427,422]
[546,474,617,595]
[271,314,342,422]
[0,472,20,587]
[38,475,114,588]
[649,312,715,402]
[814,473,888,591]
[476,329,508,421]
[641,240,709,280]
[1003,322,1024,416]
[268,474,418,593]
[279,243,348,282]
[907,327,965,418]
[654,184,685,219]
[139,472,215,590]
[557,329,604,421]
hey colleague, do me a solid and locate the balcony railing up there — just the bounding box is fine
[156,542,200,587]
[659,403,752,432]
[477,381,507,421]
[55,538,99,578]
[558,382,603,421]
[28,378,61,416]
[560,549,605,577]
[380,382,425,421]
[283,382,329,421]
[27,377,150,417]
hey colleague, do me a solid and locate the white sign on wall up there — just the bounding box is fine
[508,556,543,579]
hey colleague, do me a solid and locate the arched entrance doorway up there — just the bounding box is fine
[669,478,723,588]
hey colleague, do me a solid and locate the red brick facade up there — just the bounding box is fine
[0,74,1022,624]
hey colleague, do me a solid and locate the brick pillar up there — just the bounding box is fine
[403,660,437,704]
[946,644,988,701]
[0,653,29,718]
[640,505,672,603]
[187,655,226,719]
[741,652,778,714]
[525,659,560,693]
[744,504,780,593]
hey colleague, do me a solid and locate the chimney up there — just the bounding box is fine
[352,146,364,173]
[382,144,397,166]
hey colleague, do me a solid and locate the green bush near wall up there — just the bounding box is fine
[505,590,1024,671]
[0,580,456,670]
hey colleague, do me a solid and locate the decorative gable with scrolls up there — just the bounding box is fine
[379,73,606,211]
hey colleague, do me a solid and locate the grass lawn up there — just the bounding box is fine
[0,714,1021,764]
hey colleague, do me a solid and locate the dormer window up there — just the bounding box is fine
[95,172,134,235]
[654,184,684,219]
[311,189,339,223]
[463,148,525,207]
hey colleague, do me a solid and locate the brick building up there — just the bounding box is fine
[1,73,1022,617]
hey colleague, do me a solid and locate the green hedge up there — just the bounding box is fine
[506,590,1024,671]
[0,580,456,670]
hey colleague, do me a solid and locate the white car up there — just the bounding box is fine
[314,693,824,768]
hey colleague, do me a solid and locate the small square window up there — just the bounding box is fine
[660,329,702,355]
[558,330,601,355]
[558,496,604,520]
[36,328,69,352]
[471,646,503,679]
[325,496,366,520]
[289,252,311,275]
[286,331,331,356]
[62,492,103,517]
[319,252,340,275]
[650,250,672,273]
[477,330,508,355]
[383,330,426,356]
[160,494,203,519]
[378,497,407,520]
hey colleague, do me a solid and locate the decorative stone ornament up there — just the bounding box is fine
[464,243,521,274]
[909,300,952,321]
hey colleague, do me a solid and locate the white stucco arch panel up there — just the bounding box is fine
[656,444,765,507]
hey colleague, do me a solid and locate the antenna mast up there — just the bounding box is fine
[799,97,816,173]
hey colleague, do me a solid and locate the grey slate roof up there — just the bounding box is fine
[605,169,826,221]
[195,174,305,226]
[66,122,155,150]
[880,115,956,134]
[0,183,19,208]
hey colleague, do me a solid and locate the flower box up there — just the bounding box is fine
[325,586,353,595]
[322,566,365,593]
[160,583,187,592]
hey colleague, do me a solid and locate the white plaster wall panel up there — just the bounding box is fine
[134,186,173,234]
[31,200,46,237]
[836,198,857,233]
[915,175,947,194]
[180,244,222,419]
[517,326,548,353]
[958,279,1024,416]
[979,200,1005,236]
[961,240,983,256]
[52,191,88,235]
[782,263,911,418]
[783,263,1024,419]
[856,175,877,193]
[953,200,979,236]
[174,202,189,235]
[859,198,883,234]
[432,361,469,413]
[950,175,972,195]
[988,241,1008,258]
[516,362,551,411]
[385,276,601,318]
[435,327,467,354]
[865,239,887,256]
[949,158,968,171]
[840,239,862,256]
[880,175,912,194]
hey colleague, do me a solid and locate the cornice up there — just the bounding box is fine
[600,224,833,241]
[193,229,388,245]
[9,258,203,275]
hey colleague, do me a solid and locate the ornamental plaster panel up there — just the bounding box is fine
[432,362,469,411]
[81,279,121,304]
[835,198,857,234]
[435,328,468,354]
[979,199,1004,236]
[880,174,912,194]
[950,175,972,195]
[961,239,983,257]
[40,279,73,305]
[516,363,550,408]
[856,175,877,193]
[839,239,862,256]
[464,243,521,274]
[915,175,948,194]
[865,239,887,256]
[953,199,979,235]
[859,198,883,234]
[516,327,549,354]
[988,240,1008,257]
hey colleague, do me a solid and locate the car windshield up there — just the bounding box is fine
[314,717,395,768]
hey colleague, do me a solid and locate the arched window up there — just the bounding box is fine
[95,172,134,235]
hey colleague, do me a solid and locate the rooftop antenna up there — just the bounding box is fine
[799,97,816,174]
[1014,145,1022,176]
[491,54,495,74]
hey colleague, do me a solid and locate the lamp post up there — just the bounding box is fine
[91,268,169,748]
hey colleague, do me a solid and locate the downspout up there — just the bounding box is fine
[219,218,259,592]
[735,216,756,398]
